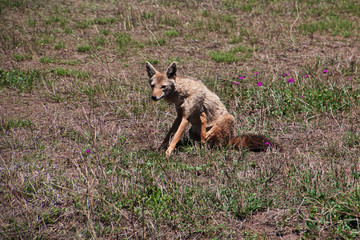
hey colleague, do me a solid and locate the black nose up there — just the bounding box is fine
[151,96,157,101]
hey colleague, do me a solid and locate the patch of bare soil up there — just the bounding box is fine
[243,209,301,239]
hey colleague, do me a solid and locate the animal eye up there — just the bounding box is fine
[161,85,166,89]
[150,84,154,88]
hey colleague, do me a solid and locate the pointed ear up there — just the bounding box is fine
[146,61,157,78]
[166,62,177,79]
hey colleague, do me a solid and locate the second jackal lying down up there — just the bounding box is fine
[146,61,281,157]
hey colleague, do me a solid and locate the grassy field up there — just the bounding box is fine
[1,0,360,239]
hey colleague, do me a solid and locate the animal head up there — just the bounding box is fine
[146,61,176,101]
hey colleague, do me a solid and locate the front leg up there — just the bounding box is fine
[159,116,182,150]
[166,117,188,157]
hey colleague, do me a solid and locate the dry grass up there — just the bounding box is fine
[1,0,360,239]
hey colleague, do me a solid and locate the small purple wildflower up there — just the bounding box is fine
[301,95,304,98]
[234,82,240,85]
[257,82,263,86]
[149,129,154,133]
[239,76,246,80]
[288,78,294,83]
[265,142,271,147]
[254,72,259,76]
[322,70,328,74]
[283,73,288,77]
[305,74,309,78]
[86,149,90,154]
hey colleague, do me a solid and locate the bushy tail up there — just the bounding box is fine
[228,134,282,152]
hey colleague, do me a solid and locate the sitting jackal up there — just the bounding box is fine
[146,61,280,157]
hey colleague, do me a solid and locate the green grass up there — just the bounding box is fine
[229,35,243,44]
[0,69,42,91]
[165,29,179,38]
[54,41,65,50]
[239,77,358,117]
[1,0,360,239]
[13,53,32,61]
[114,32,131,51]
[113,32,143,52]
[45,15,67,27]
[63,27,74,34]
[143,59,159,65]
[141,11,154,20]
[222,0,255,11]
[209,71,359,120]
[0,0,26,9]
[77,43,92,52]
[209,45,254,63]
[100,29,110,36]
[157,38,166,46]
[75,19,92,29]
[93,17,116,25]
[300,189,360,238]
[50,68,90,78]
[39,56,55,64]
[299,16,356,37]
[0,117,33,130]
[59,59,80,65]
[94,36,106,47]
[209,50,239,63]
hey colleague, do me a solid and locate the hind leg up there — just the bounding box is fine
[188,112,207,142]
[206,114,235,145]
[200,112,207,143]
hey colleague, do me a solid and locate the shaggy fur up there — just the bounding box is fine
[146,62,281,157]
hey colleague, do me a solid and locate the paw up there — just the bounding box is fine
[200,112,207,124]
[200,112,207,143]
[205,126,219,141]
[205,133,213,141]
[165,148,172,158]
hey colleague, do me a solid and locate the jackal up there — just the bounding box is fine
[146,61,280,157]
